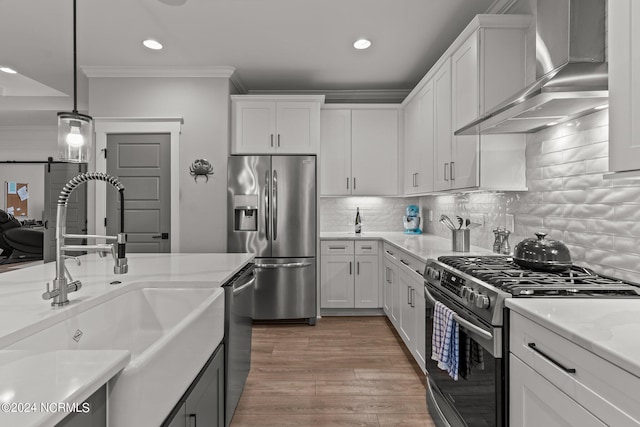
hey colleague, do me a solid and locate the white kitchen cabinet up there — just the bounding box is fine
[510,355,607,427]
[427,15,530,192]
[320,240,379,309]
[396,251,426,372]
[320,108,399,196]
[608,0,640,174]
[231,95,323,154]
[404,80,435,195]
[509,311,640,427]
[382,244,399,326]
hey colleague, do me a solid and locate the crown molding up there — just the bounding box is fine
[82,65,236,79]
[247,89,410,104]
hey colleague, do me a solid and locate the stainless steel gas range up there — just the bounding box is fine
[423,255,640,427]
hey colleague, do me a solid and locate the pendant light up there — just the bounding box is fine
[57,0,93,163]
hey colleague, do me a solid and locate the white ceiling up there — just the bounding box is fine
[0,0,499,124]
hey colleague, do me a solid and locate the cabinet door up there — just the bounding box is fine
[417,80,435,193]
[403,96,421,195]
[414,282,426,371]
[451,31,479,190]
[433,59,453,191]
[320,110,352,195]
[609,0,640,173]
[510,355,607,427]
[398,270,416,347]
[354,254,379,308]
[185,346,225,427]
[320,254,355,308]
[232,101,277,154]
[276,101,319,154]
[351,110,399,196]
[382,257,396,322]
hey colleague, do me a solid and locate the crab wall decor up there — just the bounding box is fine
[189,158,214,183]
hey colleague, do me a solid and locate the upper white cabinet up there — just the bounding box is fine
[404,80,435,195]
[405,14,531,194]
[608,0,640,174]
[320,107,399,196]
[231,95,324,154]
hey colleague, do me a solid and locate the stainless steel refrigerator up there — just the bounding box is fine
[227,155,316,325]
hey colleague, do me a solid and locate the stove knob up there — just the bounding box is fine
[461,286,470,298]
[428,267,440,280]
[467,289,477,304]
[475,294,490,309]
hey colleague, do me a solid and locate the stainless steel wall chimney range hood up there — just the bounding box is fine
[456,0,608,135]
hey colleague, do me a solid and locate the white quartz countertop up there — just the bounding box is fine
[320,231,493,262]
[506,299,640,379]
[0,252,253,427]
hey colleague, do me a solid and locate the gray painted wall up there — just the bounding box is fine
[89,77,231,252]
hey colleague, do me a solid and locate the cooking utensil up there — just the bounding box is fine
[513,232,572,271]
[456,215,463,229]
[439,215,457,231]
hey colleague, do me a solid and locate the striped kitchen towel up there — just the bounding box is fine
[431,301,459,380]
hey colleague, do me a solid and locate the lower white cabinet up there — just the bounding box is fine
[510,355,606,427]
[164,344,225,427]
[321,240,379,309]
[382,246,399,326]
[509,311,640,427]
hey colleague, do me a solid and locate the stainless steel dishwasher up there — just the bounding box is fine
[222,263,255,426]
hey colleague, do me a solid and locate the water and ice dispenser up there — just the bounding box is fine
[233,195,258,231]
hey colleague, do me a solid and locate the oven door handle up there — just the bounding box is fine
[424,286,493,341]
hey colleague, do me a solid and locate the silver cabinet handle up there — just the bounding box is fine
[407,286,411,305]
[385,249,394,256]
[264,170,270,239]
[361,245,372,250]
[353,177,357,190]
[357,261,360,275]
[188,414,197,427]
[400,259,409,266]
[385,267,390,283]
[277,134,281,147]
[272,169,278,241]
[411,287,415,307]
[270,134,274,147]
[328,245,347,250]
[450,162,455,180]
[349,261,352,275]
[347,177,349,189]
[444,163,449,181]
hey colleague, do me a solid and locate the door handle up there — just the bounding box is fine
[347,177,349,189]
[527,343,576,373]
[353,177,357,190]
[188,414,197,427]
[152,233,169,239]
[411,288,415,307]
[270,134,274,148]
[357,261,360,275]
[272,169,278,241]
[444,163,449,181]
[349,261,352,275]
[265,170,270,239]
[255,262,312,269]
[407,286,411,305]
[277,134,281,147]
[450,162,455,181]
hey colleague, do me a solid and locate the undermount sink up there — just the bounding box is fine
[8,285,226,426]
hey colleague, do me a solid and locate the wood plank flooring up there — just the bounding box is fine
[231,316,436,427]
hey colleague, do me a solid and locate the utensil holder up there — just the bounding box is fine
[452,229,470,252]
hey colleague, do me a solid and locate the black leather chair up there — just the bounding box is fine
[0,210,43,264]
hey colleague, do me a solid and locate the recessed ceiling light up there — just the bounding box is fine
[143,39,163,50]
[595,104,608,110]
[353,39,372,50]
[0,67,17,74]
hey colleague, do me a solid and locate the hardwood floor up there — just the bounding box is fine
[231,316,436,427]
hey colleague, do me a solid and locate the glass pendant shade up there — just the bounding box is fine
[58,112,93,163]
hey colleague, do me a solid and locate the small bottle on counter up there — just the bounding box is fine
[492,228,503,253]
[355,207,362,234]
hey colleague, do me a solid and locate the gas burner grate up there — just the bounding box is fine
[438,255,640,297]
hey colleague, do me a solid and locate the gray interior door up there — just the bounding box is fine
[43,163,88,262]
[106,133,171,253]
[270,156,316,258]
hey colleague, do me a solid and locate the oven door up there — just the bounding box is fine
[424,283,504,427]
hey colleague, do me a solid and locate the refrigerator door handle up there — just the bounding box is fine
[264,170,270,240]
[255,262,312,269]
[272,169,278,241]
